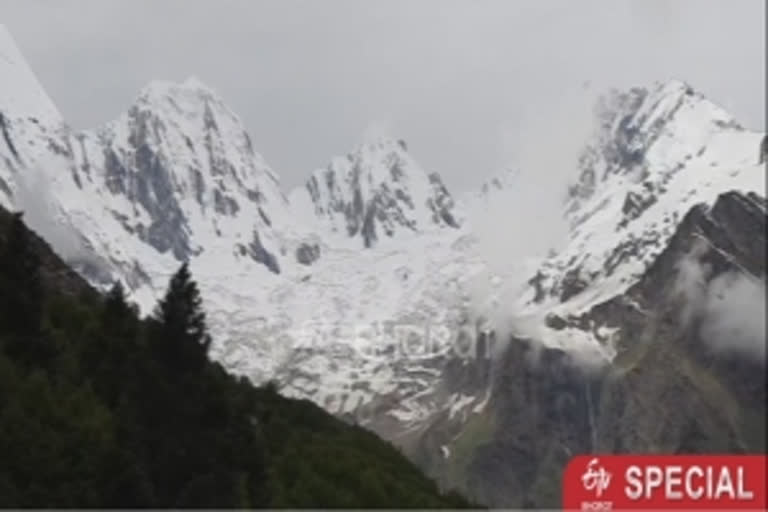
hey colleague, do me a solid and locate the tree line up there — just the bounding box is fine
[0,211,471,508]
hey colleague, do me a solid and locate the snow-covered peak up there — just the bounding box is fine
[91,75,287,217]
[567,79,743,218]
[0,24,62,121]
[521,78,764,317]
[291,136,459,247]
[55,75,294,280]
[136,76,226,115]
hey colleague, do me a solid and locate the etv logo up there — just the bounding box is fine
[580,458,614,510]
[563,454,767,511]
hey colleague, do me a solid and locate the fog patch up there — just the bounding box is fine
[458,87,612,370]
[672,244,711,327]
[674,247,766,362]
[700,272,766,362]
[14,163,86,260]
[14,162,113,288]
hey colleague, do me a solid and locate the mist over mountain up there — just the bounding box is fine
[0,21,765,508]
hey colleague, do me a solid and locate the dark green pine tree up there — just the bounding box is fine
[152,262,211,373]
[0,212,50,366]
[0,212,43,335]
[104,281,129,323]
[82,280,140,407]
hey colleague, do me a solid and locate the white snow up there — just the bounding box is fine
[1,25,765,433]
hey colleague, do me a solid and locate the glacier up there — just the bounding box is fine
[0,22,765,439]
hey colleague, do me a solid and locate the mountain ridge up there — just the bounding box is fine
[289,136,459,248]
[0,23,766,508]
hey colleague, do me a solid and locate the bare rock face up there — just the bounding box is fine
[295,242,320,266]
[2,28,766,509]
[410,191,766,508]
[297,138,460,248]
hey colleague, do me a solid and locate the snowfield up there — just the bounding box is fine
[1,23,765,426]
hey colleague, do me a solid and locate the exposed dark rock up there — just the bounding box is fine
[544,313,567,330]
[427,173,459,228]
[305,150,458,246]
[0,175,12,199]
[527,270,548,303]
[258,207,272,227]
[247,230,280,274]
[406,191,766,508]
[619,189,657,227]
[0,112,22,165]
[559,267,588,302]
[102,134,194,261]
[295,242,320,265]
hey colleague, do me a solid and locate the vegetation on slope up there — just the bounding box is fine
[0,209,470,508]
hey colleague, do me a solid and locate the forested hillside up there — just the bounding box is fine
[0,208,471,508]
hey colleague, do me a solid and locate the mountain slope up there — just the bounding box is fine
[390,83,767,507]
[290,138,459,248]
[1,23,766,509]
[530,80,762,311]
[413,190,766,508]
[0,205,472,508]
[0,24,67,204]
[1,22,295,296]
[73,77,288,265]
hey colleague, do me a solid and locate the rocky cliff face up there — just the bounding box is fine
[0,37,293,295]
[2,23,766,510]
[75,78,287,267]
[290,138,459,248]
[408,191,766,508]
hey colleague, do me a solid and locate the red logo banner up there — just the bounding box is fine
[563,455,767,510]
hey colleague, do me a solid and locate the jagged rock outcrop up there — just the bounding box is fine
[530,80,764,308]
[411,191,766,508]
[2,23,766,510]
[291,138,459,248]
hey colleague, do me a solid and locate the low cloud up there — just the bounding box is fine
[472,86,598,269]
[457,87,604,367]
[674,248,766,362]
[672,245,711,327]
[14,162,86,261]
[699,272,766,361]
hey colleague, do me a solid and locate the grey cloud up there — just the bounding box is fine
[674,247,766,362]
[700,272,766,362]
[0,0,764,193]
[14,162,86,261]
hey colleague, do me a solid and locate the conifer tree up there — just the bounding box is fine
[0,212,43,336]
[152,262,211,373]
[104,281,128,321]
[84,280,138,406]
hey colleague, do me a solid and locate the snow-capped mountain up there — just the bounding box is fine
[1,22,766,508]
[0,24,308,305]
[78,77,289,265]
[392,82,766,508]
[289,138,459,248]
[0,25,67,201]
[520,80,764,320]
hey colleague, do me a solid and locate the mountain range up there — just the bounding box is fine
[1,23,765,507]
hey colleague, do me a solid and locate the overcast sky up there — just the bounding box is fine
[1,0,764,192]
